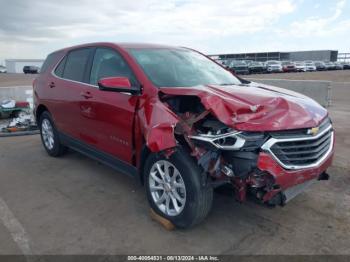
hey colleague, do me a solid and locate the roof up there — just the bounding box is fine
[51,42,183,55]
[117,42,178,49]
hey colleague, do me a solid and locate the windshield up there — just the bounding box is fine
[128,48,241,87]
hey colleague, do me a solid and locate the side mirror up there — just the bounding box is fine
[98,77,140,95]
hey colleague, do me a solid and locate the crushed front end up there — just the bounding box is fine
[159,92,334,206]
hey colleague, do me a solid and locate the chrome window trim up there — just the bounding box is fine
[50,48,138,96]
[189,131,246,150]
[51,53,100,89]
[51,70,132,96]
[261,124,334,170]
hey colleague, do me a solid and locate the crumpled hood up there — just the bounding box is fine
[160,82,328,131]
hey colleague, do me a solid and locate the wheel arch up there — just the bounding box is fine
[138,144,152,185]
[137,143,196,186]
[35,104,49,124]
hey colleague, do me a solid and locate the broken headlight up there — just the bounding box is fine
[189,130,246,150]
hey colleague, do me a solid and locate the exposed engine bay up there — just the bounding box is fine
[160,93,277,204]
[159,92,332,206]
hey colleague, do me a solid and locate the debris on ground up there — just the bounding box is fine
[0,99,30,119]
[1,111,37,132]
[0,99,38,136]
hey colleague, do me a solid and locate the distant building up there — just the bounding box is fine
[289,50,338,62]
[5,59,44,73]
[209,50,338,63]
[338,53,350,62]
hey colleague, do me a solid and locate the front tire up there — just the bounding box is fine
[39,111,67,157]
[144,148,213,228]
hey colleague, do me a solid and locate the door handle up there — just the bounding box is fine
[80,91,93,99]
[48,82,55,88]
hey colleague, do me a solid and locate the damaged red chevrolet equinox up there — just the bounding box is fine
[34,43,334,228]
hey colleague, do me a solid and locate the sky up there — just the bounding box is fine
[0,0,349,64]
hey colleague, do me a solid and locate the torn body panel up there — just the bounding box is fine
[137,83,333,207]
[137,97,179,152]
[160,83,328,131]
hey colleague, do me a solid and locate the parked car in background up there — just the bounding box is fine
[334,62,344,70]
[304,61,317,72]
[294,62,306,72]
[23,66,39,74]
[265,61,283,73]
[247,61,265,74]
[0,65,7,73]
[341,61,350,69]
[324,62,336,70]
[216,60,226,66]
[314,61,326,71]
[33,42,334,228]
[229,60,249,75]
[281,61,296,72]
[216,60,231,70]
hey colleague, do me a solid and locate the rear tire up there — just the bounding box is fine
[39,111,67,157]
[144,148,213,228]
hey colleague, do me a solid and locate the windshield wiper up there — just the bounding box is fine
[219,83,236,86]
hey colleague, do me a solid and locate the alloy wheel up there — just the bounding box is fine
[149,160,186,216]
[41,118,55,150]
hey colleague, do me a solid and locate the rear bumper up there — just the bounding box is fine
[267,68,282,72]
[283,68,296,72]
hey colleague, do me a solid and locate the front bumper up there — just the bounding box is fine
[258,149,333,190]
[256,147,334,203]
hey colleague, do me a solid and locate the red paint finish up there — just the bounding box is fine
[76,86,138,163]
[160,83,328,132]
[98,77,132,89]
[137,97,179,152]
[257,150,334,192]
[34,42,334,205]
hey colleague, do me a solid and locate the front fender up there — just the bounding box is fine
[137,97,179,152]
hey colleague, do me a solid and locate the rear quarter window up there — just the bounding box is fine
[40,51,63,74]
[54,56,67,77]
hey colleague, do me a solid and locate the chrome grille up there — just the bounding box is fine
[262,124,333,169]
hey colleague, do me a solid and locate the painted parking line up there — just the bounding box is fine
[0,197,32,255]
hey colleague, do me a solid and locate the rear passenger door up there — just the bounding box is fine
[50,47,94,139]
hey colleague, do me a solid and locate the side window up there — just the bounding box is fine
[40,51,62,74]
[54,56,67,77]
[90,48,136,85]
[62,48,92,82]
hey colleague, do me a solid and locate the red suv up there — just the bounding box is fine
[34,43,334,228]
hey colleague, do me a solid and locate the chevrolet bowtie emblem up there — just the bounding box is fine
[307,127,319,136]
